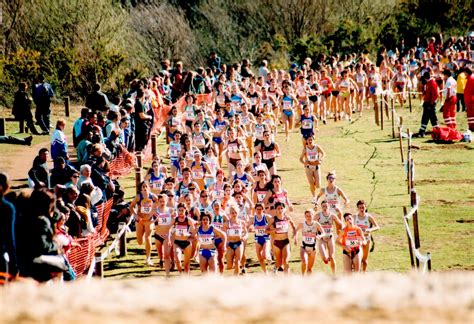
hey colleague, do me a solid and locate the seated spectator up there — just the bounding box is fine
[64,169,80,189]
[75,193,95,236]
[76,131,93,164]
[15,188,65,282]
[50,157,72,187]
[91,156,115,200]
[28,148,50,189]
[72,108,90,147]
[0,172,17,276]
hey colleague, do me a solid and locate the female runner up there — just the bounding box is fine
[248,202,272,273]
[195,212,226,273]
[129,181,158,266]
[299,136,326,203]
[316,172,350,229]
[337,212,366,274]
[153,194,175,274]
[269,202,296,273]
[223,204,248,275]
[280,85,298,141]
[211,200,228,273]
[293,209,324,275]
[355,200,380,272]
[260,130,281,175]
[170,203,196,274]
[317,200,343,275]
[145,159,167,195]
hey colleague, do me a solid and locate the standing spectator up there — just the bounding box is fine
[207,51,221,70]
[258,60,269,82]
[72,108,90,147]
[441,69,457,128]
[456,68,467,112]
[32,75,55,134]
[241,59,254,78]
[28,148,50,189]
[415,71,439,137]
[12,82,41,135]
[134,88,153,152]
[465,67,474,131]
[51,119,69,161]
[0,172,17,276]
[85,83,109,113]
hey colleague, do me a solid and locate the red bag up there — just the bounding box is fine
[432,126,463,142]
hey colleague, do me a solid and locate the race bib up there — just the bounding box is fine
[228,143,238,153]
[303,232,316,244]
[157,213,171,226]
[194,135,205,146]
[255,226,267,236]
[302,119,312,129]
[256,191,266,202]
[283,101,292,109]
[192,170,204,180]
[212,222,223,230]
[199,234,213,245]
[227,226,241,237]
[140,201,153,214]
[322,225,332,235]
[175,225,189,237]
[151,180,163,191]
[275,221,289,234]
[307,151,318,162]
[262,150,275,160]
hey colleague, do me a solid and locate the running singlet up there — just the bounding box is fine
[227,221,242,237]
[318,212,334,236]
[198,226,215,245]
[282,96,293,110]
[261,142,276,161]
[301,115,314,130]
[169,142,181,161]
[254,215,269,237]
[355,214,371,238]
[156,208,172,226]
[342,227,360,250]
[174,217,190,237]
[185,105,195,121]
[302,221,317,245]
[306,146,319,162]
[325,187,339,212]
[150,172,165,191]
[139,194,154,214]
[274,217,289,234]
[212,214,225,230]
[254,183,268,203]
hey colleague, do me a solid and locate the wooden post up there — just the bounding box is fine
[410,190,421,268]
[375,100,380,126]
[408,90,412,113]
[399,117,404,163]
[427,252,432,271]
[0,118,5,136]
[136,151,142,168]
[64,96,70,117]
[380,97,384,130]
[135,167,142,194]
[19,120,25,133]
[94,251,103,278]
[119,222,127,257]
[403,206,415,268]
[409,158,415,195]
[391,105,395,138]
[388,96,393,119]
[151,135,157,159]
[407,129,411,194]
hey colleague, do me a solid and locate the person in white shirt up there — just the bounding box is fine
[441,69,458,129]
[258,60,269,83]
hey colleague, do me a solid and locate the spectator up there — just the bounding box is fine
[0,135,32,146]
[32,74,55,134]
[50,157,75,187]
[51,119,69,161]
[76,131,93,164]
[134,88,153,152]
[85,82,109,113]
[12,82,41,135]
[465,67,474,131]
[241,59,254,78]
[28,148,50,189]
[72,108,90,147]
[258,60,269,82]
[207,51,221,70]
[0,172,17,276]
[414,71,439,137]
[15,188,64,282]
[64,169,81,189]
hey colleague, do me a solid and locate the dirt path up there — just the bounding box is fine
[1,272,472,323]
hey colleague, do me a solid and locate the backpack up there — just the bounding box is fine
[432,127,463,143]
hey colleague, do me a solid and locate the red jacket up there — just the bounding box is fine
[423,78,439,105]
[465,74,474,108]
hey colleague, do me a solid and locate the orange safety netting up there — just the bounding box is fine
[68,93,212,277]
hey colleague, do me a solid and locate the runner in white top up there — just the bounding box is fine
[153,194,175,275]
[299,136,326,203]
[316,171,350,231]
[293,209,324,275]
[355,200,380,272]
[316,200,343,275]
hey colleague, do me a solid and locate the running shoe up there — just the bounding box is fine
[146,258,154,266]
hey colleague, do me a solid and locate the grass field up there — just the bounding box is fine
[1,98,473,278]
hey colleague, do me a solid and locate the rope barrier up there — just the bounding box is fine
[403,195,431,274]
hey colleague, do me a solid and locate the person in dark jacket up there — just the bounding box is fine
[12,82,41,135]
[0,172,17,276]
[32,75,55,133]
[28,148,50,189]
[85,83,109,113]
